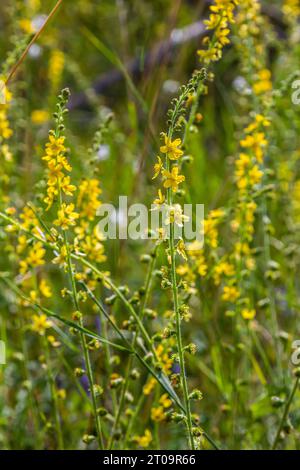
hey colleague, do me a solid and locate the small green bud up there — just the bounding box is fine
[192,427,203,437]
[97,407,108,417]
[74,367,85,377]
[140,254,151,263]
[293,367,300,378]
[189,389,203,401]
[171,413,185,423]
[104,294,117,305]
[93,385,104,397]
[271,396,285,408]
[130,369,140,380]
[82,434,95,444]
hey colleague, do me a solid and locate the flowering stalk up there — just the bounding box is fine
[165,136,194,450]
[43,89,104,449]
[153,77,205,449]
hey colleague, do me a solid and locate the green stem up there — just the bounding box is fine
[262,197,282,380]
[272,377,299,450]
[124,392,145,447]
[166,143,194,450]
[63,230,104,449]
[109,247,157,450]
[169,217,194,449]
[43,336,64,450]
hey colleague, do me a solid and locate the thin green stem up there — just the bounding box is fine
[109,247,157,449]
[272,377,299,450]
[63,230,104,449]
[43,336,64,450]
[166,134,194,450]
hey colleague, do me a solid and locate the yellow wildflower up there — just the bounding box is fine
[253,69,272,95]
[152,156,163,179]
[57,389,66,400]
[45,135,66,157]
[162,166,185,192]
[31,314,52,335]
[153,189,165,206]
[39,279,52,298]
[151,406,165,422]
[31,109,50,125]
[176,239,187,260]
[159,393,172,409]
[160,134,183,160]
[222,285,240,302]
[241,308,256,320]
[19,242,46,274]
[60,176,77,196]
[143,377,156,396]
[54,203,79,230]
[133,429,152,448]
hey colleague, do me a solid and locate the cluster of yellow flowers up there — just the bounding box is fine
[203,208,225,249]
[152,133,186,232]
[132,429,152,448]
[43,134,76,210]
[184,1,273,322]
[235,0,273,103]
[151,393,172,422]
[15,206,44,274]
[157,135,185,190]
[75,178,106,265]
[49,49,65,92]
[197,0,240,65]
[220,78,265,309]
[31,313,52,336]
[235,115,269,192]
[0,83,13,141]
[282,0,300,20]
[0,82,13,209]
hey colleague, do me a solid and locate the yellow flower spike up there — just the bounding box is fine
[77,179,102,220]
[45,135,66,157]
[197,0,239,65]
